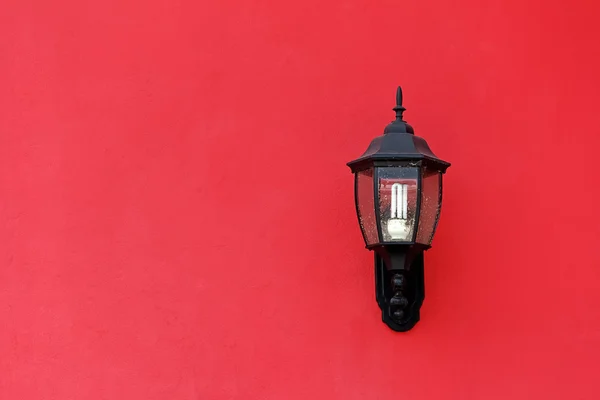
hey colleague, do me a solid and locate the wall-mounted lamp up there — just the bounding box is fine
[347,87,450,332]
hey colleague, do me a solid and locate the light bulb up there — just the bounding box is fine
[387,183,411,240]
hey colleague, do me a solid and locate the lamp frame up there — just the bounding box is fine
[347,86,450,332]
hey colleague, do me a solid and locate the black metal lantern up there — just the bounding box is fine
[347,86,450,332]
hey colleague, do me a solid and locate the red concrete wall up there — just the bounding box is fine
[2,0,600,398]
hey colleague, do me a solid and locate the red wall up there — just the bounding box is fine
[2,0,600,398]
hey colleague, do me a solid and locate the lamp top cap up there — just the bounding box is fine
[384,86,414,135]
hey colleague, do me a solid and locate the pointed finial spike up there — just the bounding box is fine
[384,85,414,134]
[392,86,406,121]
[396,86,403,107]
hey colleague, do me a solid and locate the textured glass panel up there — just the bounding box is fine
[378,167,419,242]
[417,171,442,245]
[356,169,378,245]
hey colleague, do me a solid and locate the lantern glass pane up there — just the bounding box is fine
[417,170,442,245]
[355,169,378,245]
[378,167,419,242]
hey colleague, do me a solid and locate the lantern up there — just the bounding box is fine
[347,86,450,332]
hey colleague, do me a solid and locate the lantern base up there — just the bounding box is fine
[374,250,425,332]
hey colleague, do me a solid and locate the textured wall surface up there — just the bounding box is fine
[2,0,600,398]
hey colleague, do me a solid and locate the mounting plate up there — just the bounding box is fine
[374,252,425,332]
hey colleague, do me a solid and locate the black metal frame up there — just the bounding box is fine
[347,86,451,332]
